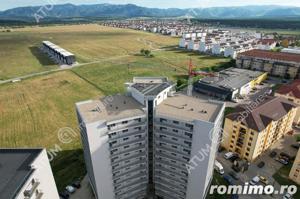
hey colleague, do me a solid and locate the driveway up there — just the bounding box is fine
[70,175,95,199]
[217,132,299,199]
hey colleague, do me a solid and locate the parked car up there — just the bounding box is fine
[72,179,81,189]
[250,176,260,185]
[258,175,269,185]
[214,160,225,175]
[224,152,234,160]
[66,185,76,194]
[59,191,70,199]
[291,143,300,149]
[223,175,234,185]
[229,171,239,180]
[275,158,289,165]
[280,152,292,160]
[230,155,239,163]
[257,161,265,168]
[269,151,277,158]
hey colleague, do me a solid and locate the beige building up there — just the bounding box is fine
[289,148,300,185]
[236,49,300,79]
[275,79,300,125]
[222,96,297,162]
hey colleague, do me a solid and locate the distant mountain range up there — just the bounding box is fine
[1,3,300,21]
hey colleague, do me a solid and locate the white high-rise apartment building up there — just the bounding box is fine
[76,77,225,199]
[0,148,59,199]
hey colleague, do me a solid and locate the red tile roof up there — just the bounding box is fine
[260,39,277,45]
[227,96,297,132]
[238,49,300,63]
[276,79,300,99]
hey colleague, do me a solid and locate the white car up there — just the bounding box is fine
[224,152,234,160]
[250,176,260,185]
[66,185,76,194]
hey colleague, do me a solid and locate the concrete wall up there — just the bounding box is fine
[16,149,59,199]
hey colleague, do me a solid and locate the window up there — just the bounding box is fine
[245,153,249,156]
[123,137,129,141]
[247,147,250,152]
[122,121,128,124]
[230,145,234,148]
[173,129,179,133]
[172,138,178,141]
[173,120,179,124]
[160,118,167,122]
[248,142,251,147]
[185,123,193,130]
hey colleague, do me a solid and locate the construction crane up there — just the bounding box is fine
[187,57,194,96]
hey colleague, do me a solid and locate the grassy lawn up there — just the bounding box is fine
[0,70,101,191]
[0,24,178,79]
[273,162,300,198]
[206,172,231,199]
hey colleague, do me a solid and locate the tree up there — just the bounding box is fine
[144,50,151,57]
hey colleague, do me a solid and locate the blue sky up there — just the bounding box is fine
[1,0,300,10]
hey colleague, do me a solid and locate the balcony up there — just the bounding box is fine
[23,179,40,198]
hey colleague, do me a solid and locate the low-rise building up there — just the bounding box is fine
[194,67,267,101]
[275,79,300,125]
[0,148,59,199]
[222,96,297,162]
[42,41,76,65]
[289,148,300,185]
[236,49,300,79]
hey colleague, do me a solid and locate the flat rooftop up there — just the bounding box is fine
[43,41,75,57]
[76,95,146,124]
[0,149,42,199]
[156,93,224,122]
[198,67,264,90]
[131,77,173,96]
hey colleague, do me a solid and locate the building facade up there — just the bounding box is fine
[76,77,225,199]
[42,41,76,65]
[289,148,300,185]
[275,79,300,125]
[236,49,300,79]
[0,149,59,199]
[222,96,297,162]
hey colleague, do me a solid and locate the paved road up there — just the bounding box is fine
[70,175,95,199]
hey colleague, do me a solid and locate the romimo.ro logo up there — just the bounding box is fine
[210,184,297,195]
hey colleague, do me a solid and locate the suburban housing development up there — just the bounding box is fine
[222,96,297,162]
[76,77,225,199]
[0,149,59,199]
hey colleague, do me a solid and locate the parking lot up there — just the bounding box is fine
[216,129,300,199]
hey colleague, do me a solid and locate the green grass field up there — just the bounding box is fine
[0,24,231,191]
[0,24,178,79]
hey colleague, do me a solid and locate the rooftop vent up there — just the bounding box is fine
[116,106,119,110]
[190,108,194,111]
